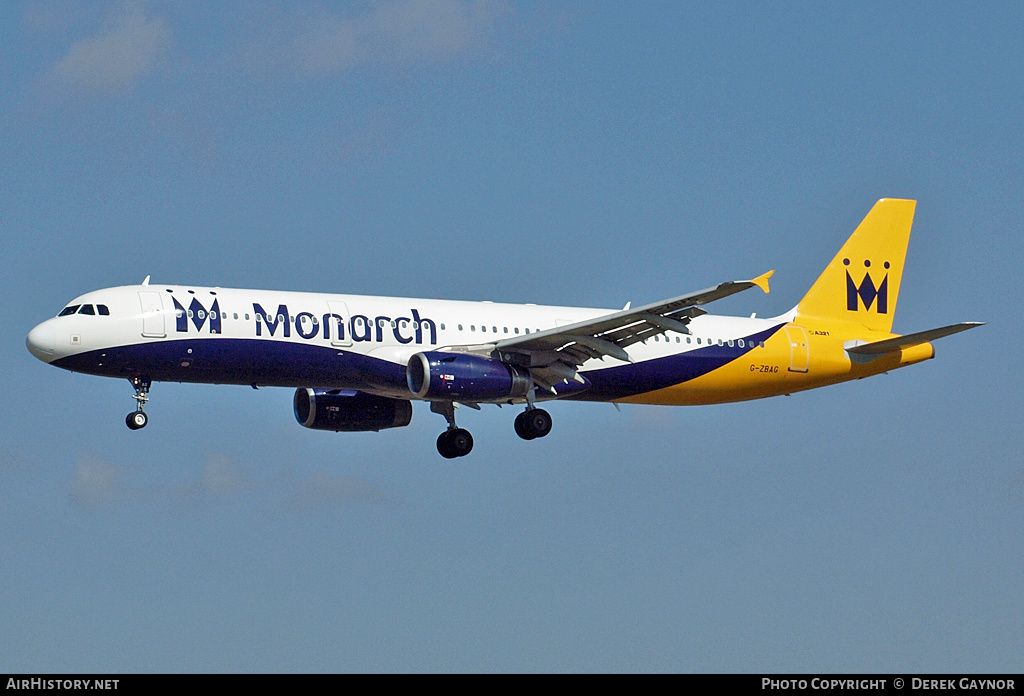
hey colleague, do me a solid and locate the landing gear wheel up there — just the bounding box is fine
[449,428,474,457]
[516,408,552,440]
[514,411,534,440]
[127,377,152,431]
[126,411,148,430]
[437,431,458,459]
[437,428,474,458]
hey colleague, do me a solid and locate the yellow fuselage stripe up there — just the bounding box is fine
[620,320,934,406]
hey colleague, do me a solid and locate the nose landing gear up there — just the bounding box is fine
[126,377,151,430]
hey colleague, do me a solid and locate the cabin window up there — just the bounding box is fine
[503,327,508,334]
[481,326,486,333]
[492,326,497,333]
[738,339,745,348]
[471,325,476,332]
[233,313,238,320]
[458,324,463,331]
[440,323,445,331]
[515,328,520,334]
[727,339,734,347]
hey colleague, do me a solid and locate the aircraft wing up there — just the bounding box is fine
[484,271,774,392]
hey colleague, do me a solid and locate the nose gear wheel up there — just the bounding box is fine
[126,377,152,430]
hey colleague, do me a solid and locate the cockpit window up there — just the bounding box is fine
[78,305,95,315]
[58,305,81,317]
[97,305,110,315]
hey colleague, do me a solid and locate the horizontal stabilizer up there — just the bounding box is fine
[846,322,984,356]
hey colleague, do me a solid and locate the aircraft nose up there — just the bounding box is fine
[26,321,57,362]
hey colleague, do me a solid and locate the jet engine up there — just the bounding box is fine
[407,351,532,401]
[293,389,413,432]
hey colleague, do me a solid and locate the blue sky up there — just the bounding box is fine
[1,1,1021,672]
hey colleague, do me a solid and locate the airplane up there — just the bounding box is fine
[26,199,981,458]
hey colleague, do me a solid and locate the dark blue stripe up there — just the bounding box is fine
[52,338,410,397]
[567,324,786,401]
[51,324,785,402]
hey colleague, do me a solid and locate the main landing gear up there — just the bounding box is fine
[514,407,552,441]
[126,377,151,430]
[431,401,554,458]
[431,401,474,459]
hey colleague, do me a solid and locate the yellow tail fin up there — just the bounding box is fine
[796,199,916,333]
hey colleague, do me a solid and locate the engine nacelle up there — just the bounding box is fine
[293,389,413,432]
[407,351,533,401]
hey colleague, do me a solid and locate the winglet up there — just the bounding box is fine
[750,270,774,294]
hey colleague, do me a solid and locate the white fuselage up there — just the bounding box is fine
[27,283,783,403]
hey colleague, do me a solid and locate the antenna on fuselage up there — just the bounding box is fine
[141,275,151,286]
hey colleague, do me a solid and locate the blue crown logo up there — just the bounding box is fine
[844,259,888,314]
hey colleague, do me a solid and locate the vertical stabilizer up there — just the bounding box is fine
[796,199,916,333]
